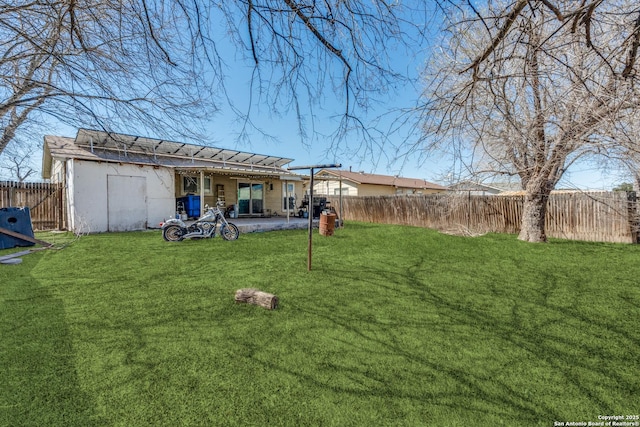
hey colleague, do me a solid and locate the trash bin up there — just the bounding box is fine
[0,207,35,249]
[177,195,201,218]
[319,212,336,236]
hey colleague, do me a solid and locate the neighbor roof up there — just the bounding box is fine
[315,169,447,190]
[449,180,523,194]
[448,181,504,193]
[42,129,296,179]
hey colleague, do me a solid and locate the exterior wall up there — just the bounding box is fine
[69,160,174,233]
[267,178,304,216]
[235,177,303,216]
[214,175,237,206]
[357,183,396,196]
[174,173,239,213]
[66,159,76,232]
[264,179,280,215]
[314,179,358,196]
[396,187,443,195]
[50,158,65,184]
[452,190,500,196]
[172,173,303,217]
[314,180,445,197]
[422,188,443,195]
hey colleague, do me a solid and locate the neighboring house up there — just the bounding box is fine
[41,129,303,233]
[312,169,448,196]
[448,181,510,195]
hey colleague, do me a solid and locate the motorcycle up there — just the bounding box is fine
[161,200,239,242]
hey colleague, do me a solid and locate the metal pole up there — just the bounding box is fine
[308,168,314,271]
[287,163,341,271]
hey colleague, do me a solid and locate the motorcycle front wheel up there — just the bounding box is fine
[162,225,185,242]
[220,223,239,241]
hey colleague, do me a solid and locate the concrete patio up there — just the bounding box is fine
[230,216,318,233]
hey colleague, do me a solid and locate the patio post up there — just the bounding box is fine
[286,180,290,224]
[200,170,205,217]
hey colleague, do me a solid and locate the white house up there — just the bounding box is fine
[42,129,304,233]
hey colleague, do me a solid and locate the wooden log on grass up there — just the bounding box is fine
[234,288,278,310]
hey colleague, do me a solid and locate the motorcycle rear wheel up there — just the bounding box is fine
[221,223,239,241]
[163,225,184,242]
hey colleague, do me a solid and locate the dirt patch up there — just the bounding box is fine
[438,225,488,238]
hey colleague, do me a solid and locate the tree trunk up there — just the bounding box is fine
[234,288,278,310]
[518,189,550,242]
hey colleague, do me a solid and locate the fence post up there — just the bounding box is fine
[57,184,64,230]
[467,190,471,229]
[627,191,639,244]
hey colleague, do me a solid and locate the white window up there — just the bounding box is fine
[334,187,349,196]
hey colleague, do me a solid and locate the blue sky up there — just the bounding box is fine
[198,52,625,191]
[188,4,629,191]
[0,3,631,190]
[2,62,625,190]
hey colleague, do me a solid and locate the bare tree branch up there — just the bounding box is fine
[1,0,427,163]
[422,0,640,242]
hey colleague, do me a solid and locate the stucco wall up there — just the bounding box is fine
[66,159,76,231]
[69,160,174,233]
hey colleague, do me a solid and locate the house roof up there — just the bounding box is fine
[42,129,296,179]
[449,180,522,193]
[314,169,447,190]
[448,181,504,193]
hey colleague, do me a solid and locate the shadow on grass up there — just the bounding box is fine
[0,266,104,426]
[393,262,630,417]
[241,258,639,425]
[5,227,636,426]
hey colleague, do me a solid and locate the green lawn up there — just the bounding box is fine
[1,223,638,426]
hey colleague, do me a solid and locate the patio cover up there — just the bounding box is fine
[48,129,297,178]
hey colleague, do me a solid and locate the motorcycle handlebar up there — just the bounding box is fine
[202,201,224,212]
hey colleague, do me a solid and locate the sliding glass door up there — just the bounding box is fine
[237,182,264,215]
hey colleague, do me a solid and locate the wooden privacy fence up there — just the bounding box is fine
[0,181,66,230]
[326,191,639,243]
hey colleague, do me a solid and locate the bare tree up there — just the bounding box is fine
[219,2,427,145]
[1,1,427,157]
[0,140,38,182]
[1,0,216,155]
[420,0,640,242]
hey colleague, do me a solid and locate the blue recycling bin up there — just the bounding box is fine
[0,207,35,249]
[177,195,201,218]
